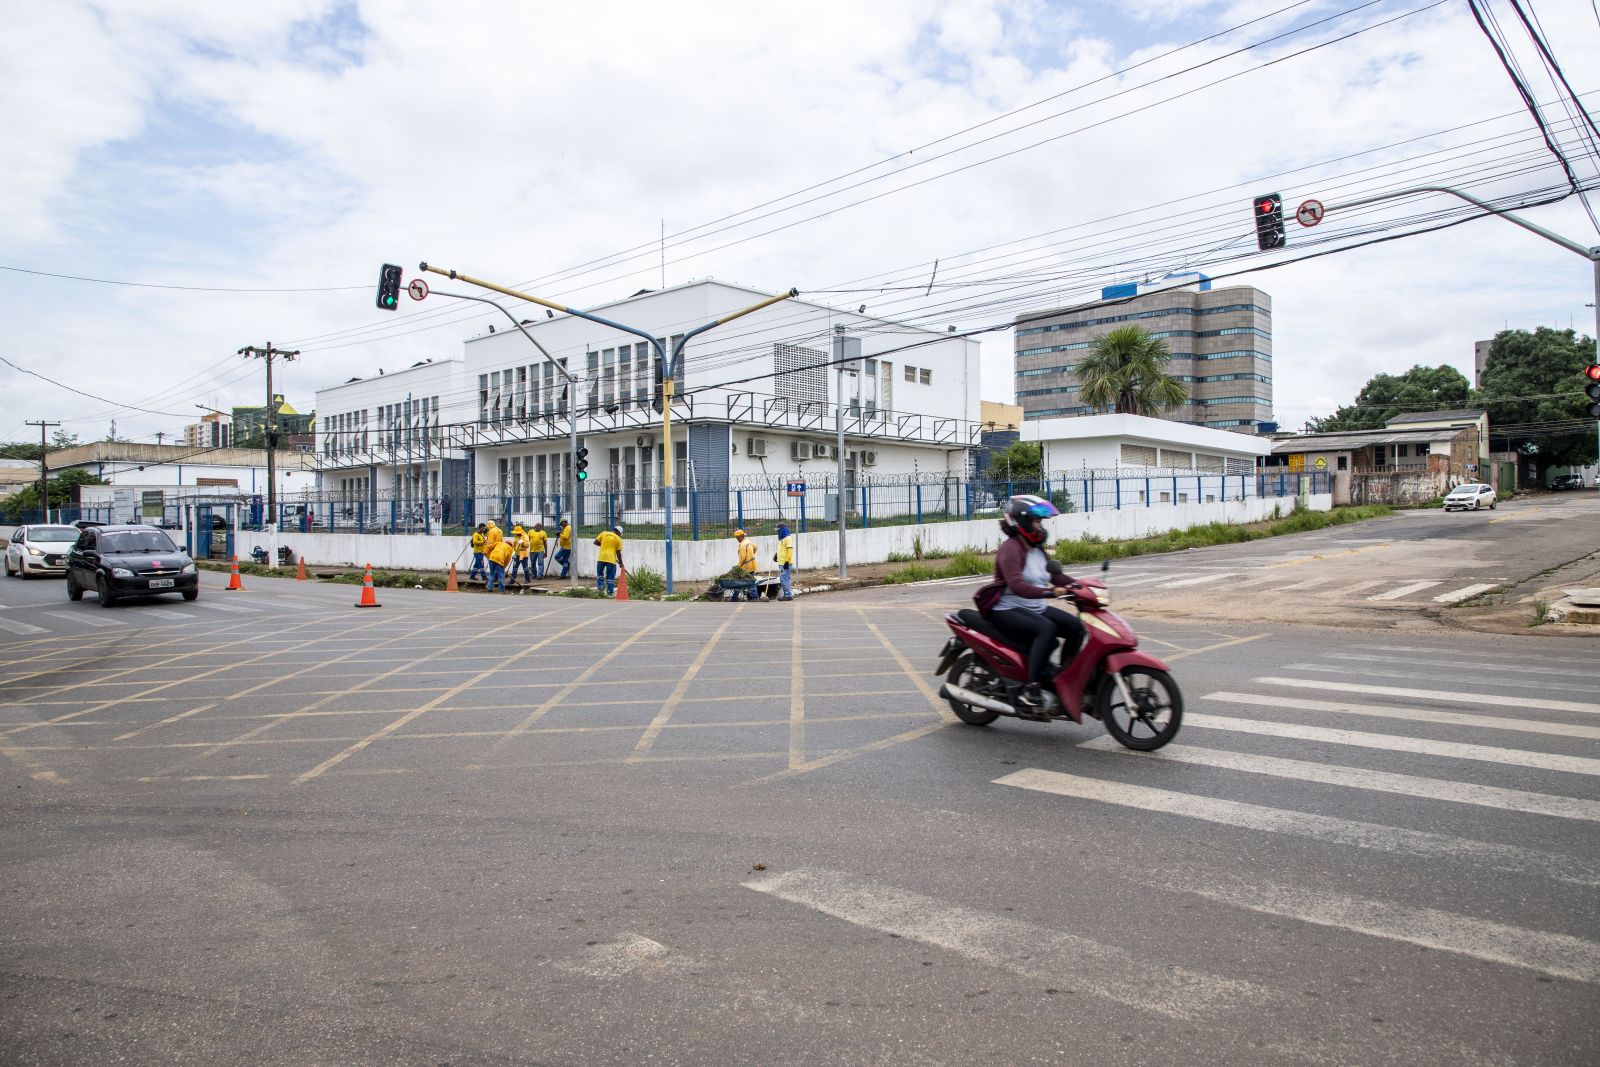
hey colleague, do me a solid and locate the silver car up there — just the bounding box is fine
[5,524,81,577]
[1442,483,1497,512]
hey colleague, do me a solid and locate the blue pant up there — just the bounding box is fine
[468,552,487,580]
[554,547,570,576]
[779,563,792,600]
[487,561,506,592]
[596,561,617,596]
[508,557,530,583]
[531,551,546,578]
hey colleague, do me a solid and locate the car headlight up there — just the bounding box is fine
[111,567,134,578]
[181,563,196,574]
[27,547,43,556]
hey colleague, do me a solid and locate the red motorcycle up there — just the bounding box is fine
[935,563,1182,750]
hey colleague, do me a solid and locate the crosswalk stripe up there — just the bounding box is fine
[1322,652,1596,680]
[994,769,1598,887]
[743,867,1267,1019]
[44,612,124,629]
[1353,643,1576,666]
[1432,583,1498,604]
[0,616,47,635]
[1186,712,1600,776]
[1154,572,1239,589]
[1103,573,1170,588]
[1282,663,1600,697]
[1079,735,1600,822]
[201,602,262,614]
[122,609,198,620]
[1206,691,1600,741]
[1187,878,1600,983]
[1226,574,1283,588]
[1252,676,1600,716]
[1326,579,1389,597]
[1366,580,1443,601]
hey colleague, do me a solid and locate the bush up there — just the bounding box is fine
[884,546,992,584]
[561,586,606,598]
[626,566,665,598]
[1053,505,1393,565]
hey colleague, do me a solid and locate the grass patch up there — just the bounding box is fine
[560,586,606,598]
[624,566,665,598]
[1531,599,1550,626]
[1054,504,1393,565]
[883,547,992,584]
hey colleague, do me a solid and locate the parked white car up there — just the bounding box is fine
[1443,483,1497,512]
[5,524,82,577]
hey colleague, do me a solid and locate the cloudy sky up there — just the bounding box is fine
[3,0,1597,445]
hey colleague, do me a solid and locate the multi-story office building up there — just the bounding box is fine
[182,412,232,449]
[1013,276,1274,433]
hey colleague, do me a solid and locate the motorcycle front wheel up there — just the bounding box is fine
[945,651,1002,726]
[1098,667,1182,751]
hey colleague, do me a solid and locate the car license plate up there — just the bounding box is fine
[149,578,175,588]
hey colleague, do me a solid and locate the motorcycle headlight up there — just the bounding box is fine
[181,563,197,574]
[111,567,134,578]
[1094,588,1111,606]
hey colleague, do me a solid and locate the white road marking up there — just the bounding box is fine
[1252,676,1600,716]
[1280,663,1599,697]
[1366,580,1444,601]
[44,612,124,629]
[555,934,684,979]
[1229,573,1286,588]
[1352,643,1578,666]
[1324,579,1388,597]
[1278,576,1337,591]
[1185,712,1600,776]
[1154,572,1240,589]
[1188,878,1600,984]
[994,769,1597,886]
[1102,573,1171,588]
[1206,691,1600,741]
[1432,583,1498,604]
[743,867,1265,1019]
[1079,735,1600,822]
[0,616,47,635]
[200,602,262,614]
[123,609,198,620]
[1322,652,1596,681]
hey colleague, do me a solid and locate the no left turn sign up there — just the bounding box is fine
[1296,199,1325,227]
[408,278,429,301]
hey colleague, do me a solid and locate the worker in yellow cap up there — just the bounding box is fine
[554,519,573,577]
[486,534,514,592]
[468,523,488,582]
[528,522,549,579]
[484,519,504,560]
[508,525,531,585]
[733,529,760,601]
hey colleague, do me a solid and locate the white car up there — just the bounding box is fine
[1443,483,1497,512]
[4,524,82,577]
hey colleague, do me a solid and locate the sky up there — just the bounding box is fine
[2,0,1598,446]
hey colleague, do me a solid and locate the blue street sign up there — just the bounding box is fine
[785,480,806,497]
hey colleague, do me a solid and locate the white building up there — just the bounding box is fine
[313,279,982,527]
[48,442,315,524]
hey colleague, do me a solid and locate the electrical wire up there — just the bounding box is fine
[0,264,366,292]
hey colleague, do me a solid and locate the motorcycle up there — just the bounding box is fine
[935,562,1182,750]
[251,545,296,566]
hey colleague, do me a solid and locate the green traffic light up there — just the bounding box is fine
[577,470,588,480]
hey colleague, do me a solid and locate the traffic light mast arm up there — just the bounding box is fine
[1324,185,1597,260]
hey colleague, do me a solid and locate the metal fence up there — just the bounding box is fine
[214,468,1330,542]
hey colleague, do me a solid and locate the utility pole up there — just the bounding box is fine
[155,431,166,447]
[239,342,299,565]
[26,420,60,522]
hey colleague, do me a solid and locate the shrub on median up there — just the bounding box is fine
[1053,505,1393,565]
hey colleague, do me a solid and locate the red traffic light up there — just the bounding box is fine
[1258,198,1277,215]
[1585,364,1600,381]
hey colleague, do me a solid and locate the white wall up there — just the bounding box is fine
[242,493,1333,584]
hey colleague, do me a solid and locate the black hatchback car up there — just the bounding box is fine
[66,524,200,607]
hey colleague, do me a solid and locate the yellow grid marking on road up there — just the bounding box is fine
[629,608,743,763]
[113,703,219,742]
[484,606,689,757]
[1163,633,1268,662]
[289,608,583,784]
[0,614,282,694]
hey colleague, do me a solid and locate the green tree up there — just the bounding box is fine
[1,468,106,523]
[988,440,1041,481]
[1478,327,1598,485]
[50,430,79,450]
[0,441,43,461]
[1304,364,1472,432]
[1076,325,1188,416]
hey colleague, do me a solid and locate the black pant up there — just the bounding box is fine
[991,605,1085,685]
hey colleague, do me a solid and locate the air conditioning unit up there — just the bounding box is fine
[860,449,878,467]
[811,443,834,460]
[747,436,768,458]
[636,434,654,449]
[789,439,809,461]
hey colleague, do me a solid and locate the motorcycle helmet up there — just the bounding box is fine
[1002,494,1058,546]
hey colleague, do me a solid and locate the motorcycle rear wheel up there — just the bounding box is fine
[945,651,1002,726]
[1098,667,1182,751]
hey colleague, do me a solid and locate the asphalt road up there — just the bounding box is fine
[1,531,1597,1064]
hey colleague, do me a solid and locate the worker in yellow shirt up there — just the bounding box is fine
[508,525,532,585]
[486,535,514,592]
[594,524,624,596]
[775,523,795,601]
[554,519,573,577]
[734,529,760,602]
[484,519,503,559]
[528,523,549,579]
[468,523,488,582]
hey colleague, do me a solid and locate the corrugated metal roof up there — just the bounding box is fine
[1386,408,1484,424]
[1269,425,1468,454]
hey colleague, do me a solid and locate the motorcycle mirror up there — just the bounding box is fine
[1101,559,1110,572]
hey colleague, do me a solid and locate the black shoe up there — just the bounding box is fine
[1018,683,1046,708]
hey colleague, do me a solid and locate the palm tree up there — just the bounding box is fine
[1075,325,1189,416]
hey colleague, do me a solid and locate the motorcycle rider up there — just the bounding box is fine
[991,494,1084,710]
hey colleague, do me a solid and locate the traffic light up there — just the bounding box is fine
[1585,364,1600,418]
[1253,193,1285,251]
[376,263,402,311]
[576,446,590,481]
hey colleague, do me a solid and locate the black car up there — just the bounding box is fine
[66,524,200,607]
[1550,474,1586,491]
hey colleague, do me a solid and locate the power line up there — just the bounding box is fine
[0,264,366,293]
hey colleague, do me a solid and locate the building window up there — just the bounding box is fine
[919,368,931,385]
[904,365,916,383]
[1337,455,1348,470]
[1396,444,1409,458]
[1417,443,1431,456]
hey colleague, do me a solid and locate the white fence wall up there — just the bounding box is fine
[239,493,1332,584]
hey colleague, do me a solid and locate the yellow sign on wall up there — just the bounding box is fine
[1287,453,1305,472]
[1313,456,1328,471]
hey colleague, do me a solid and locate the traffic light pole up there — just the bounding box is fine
[419,263,796,593]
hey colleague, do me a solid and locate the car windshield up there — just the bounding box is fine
[28,526,79,542]
[101,531,178,554]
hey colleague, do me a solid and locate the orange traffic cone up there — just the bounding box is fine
[354,564,381,608]
[295,557,307,581]
[446,563,459,592]
[226,556,244,591]
[615,566,629,601]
